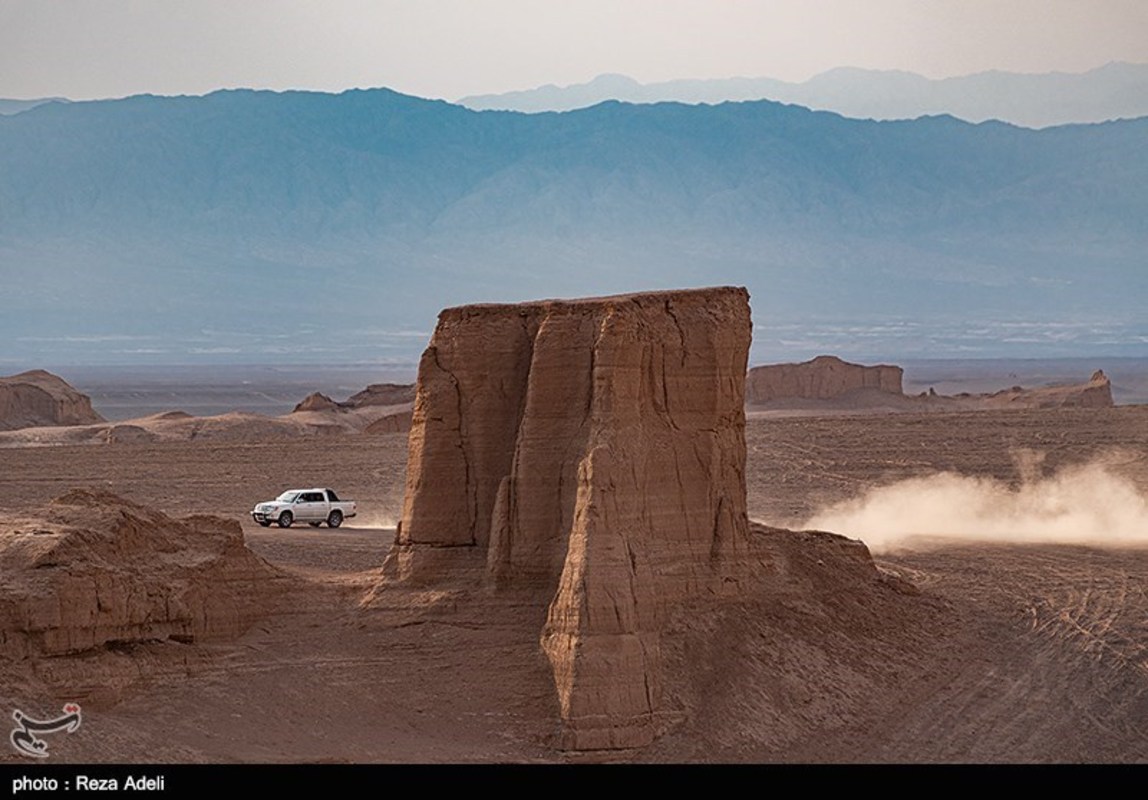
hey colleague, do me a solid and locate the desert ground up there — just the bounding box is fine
[2,405,1146,763]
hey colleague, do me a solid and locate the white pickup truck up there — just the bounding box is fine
[251,488,357,529]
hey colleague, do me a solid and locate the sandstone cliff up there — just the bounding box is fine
[746,355,903,405]
[383,286,753,749]
[0,370,104,431]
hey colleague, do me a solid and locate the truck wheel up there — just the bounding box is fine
[277,511,293,529]
[327,510,343,529]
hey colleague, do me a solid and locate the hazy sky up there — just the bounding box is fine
[2,0,1146,101]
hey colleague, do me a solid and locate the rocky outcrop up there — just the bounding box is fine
[103,424,158,444]
[982,369,1115,409]
[746,356,903,405]
[0,370,104,431]
[290,384,416,432]
[0,490,287,660]
[345,383,416,408]
[364,411,413,434]
[292,392,343,413]
[384,287,753,749]
[742,358,1118,416]
[1086,370,1116,407]
[292,384,416,414]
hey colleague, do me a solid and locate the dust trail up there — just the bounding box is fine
[352,510,399,530]
[802,453,1148,553]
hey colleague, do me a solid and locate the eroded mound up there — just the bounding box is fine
[980,369,1114,409]
[364,411,414,434]
[292,392,343,413]
[642,522,944,760]
[0,489,287,660]
[345,383,416,408]
[0,370,104,431]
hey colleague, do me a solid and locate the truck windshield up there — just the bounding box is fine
[276,492,299,503]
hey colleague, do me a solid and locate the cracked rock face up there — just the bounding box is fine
[389,286,753,749]
[0,490,287,661]
[746,355,903,404]
[0,370,105,431]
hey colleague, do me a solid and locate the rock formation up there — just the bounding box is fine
[383,287,752,749]
[292,392,343,413]
[983,369,1115,409]
[292,384,416,414]
[742,358,1118,415]
[1087,370,1115,405]
[746,355,903,405]
[0,370,104,431]
[0,490,286,661]
[291,383,416,431]
[364,411,413,434]
[345,383,416,408]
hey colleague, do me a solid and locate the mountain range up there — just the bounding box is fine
[0,98,71,116]
[460,63,1148,128]
[1,87,1144,365]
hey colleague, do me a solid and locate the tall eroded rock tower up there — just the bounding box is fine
[388,286,753,748]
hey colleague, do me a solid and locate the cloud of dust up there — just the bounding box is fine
[348,485,405,530]
[353,509,400,530]
[802,451,1148,553]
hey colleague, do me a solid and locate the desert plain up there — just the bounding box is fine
[2,399,1146,763]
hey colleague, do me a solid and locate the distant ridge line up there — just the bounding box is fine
[458,62,1148,128]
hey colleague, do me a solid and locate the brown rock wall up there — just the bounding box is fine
[0,370,104,431]
[746,356,903,404]
[0,490,286,660]
[386,287,753,748]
